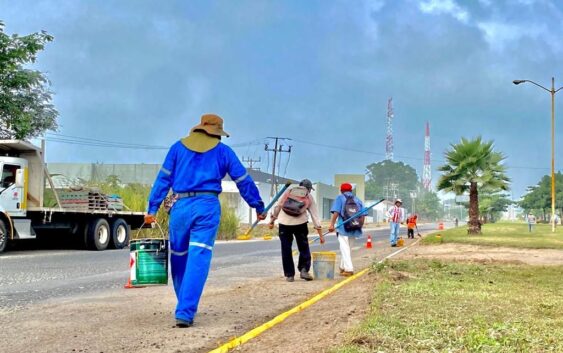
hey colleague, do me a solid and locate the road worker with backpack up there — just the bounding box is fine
[328,182,365,277]
[269,179,324,282]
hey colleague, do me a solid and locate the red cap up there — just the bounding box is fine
[340,182,353,192]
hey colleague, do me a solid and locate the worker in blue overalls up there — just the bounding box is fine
[145,114,265,328]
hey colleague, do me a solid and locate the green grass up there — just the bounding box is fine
[422,222,563,250]
[217,202,240,240]
[335,260,563,353]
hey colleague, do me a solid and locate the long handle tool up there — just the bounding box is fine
[292,198,385,254]
[238,181,292,239]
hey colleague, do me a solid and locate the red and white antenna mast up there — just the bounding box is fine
[385,98,394,160]
[422,121,432,190]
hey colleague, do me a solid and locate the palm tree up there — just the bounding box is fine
[437,137,510,234]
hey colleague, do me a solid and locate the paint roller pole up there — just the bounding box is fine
[293,198,386,254]
[239,181,292,239]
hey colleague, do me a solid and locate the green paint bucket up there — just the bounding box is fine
[129,238,168,286]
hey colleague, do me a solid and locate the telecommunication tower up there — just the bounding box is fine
[385,98,394,160]
[422,121,432,190]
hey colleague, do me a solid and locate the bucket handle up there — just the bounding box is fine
[136,221,168,240]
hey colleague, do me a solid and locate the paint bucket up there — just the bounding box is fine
[130,238,168,286]
[397,237,405,247]
[312,251,336,280]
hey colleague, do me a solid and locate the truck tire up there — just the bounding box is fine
[0,219,7,253]
[111,218,130,249]
[86,218,111,251]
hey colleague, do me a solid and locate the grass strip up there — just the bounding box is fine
[422,222,563,250]
[335,259,563,353]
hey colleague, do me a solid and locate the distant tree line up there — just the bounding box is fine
[365,160,443,221]
[519,173,563,221]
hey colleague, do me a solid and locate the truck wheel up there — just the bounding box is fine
[86,218,111,251]
[111,218,130,249]
[0,219,7,253]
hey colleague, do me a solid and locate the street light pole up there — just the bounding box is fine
[514,77,563,232]
[551,77,556,233]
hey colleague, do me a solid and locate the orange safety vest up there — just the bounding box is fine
[407,217,417,229]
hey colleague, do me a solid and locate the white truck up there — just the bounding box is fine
[0,140,145,253]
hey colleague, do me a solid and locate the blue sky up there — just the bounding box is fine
[2,0,563,198]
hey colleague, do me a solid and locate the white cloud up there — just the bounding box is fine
[419,0,470,23]
[367,0,385,13]
[362,0,385,39]
[477,21,544,51]
[517,0,538,5]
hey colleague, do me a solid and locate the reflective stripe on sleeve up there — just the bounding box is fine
[234,172,249,184]
[170,249,188,256]
[161,167,171,175]
[189,242,213,251]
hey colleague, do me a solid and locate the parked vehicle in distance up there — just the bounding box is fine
[0,140,145,253]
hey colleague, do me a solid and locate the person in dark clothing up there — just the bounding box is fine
[269,179,324,282]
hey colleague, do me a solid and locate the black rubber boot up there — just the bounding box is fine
[176,318,194,328]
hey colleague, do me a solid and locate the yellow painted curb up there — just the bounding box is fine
[208,237,422,353]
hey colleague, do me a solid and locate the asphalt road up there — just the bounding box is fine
[0,224,436,312]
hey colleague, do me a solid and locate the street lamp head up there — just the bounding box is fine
[513,80,526,85]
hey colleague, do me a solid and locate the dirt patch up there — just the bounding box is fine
[397,243,563,266]
[0,237,415,353]
[235,273,375,353]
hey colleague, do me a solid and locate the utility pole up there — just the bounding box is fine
[389,183,399,199]
[242,157,261,171]
[265,137,292,197]
[383,179,390,200]
[410,190,417,214]
[422,121,432,190]
[386,98,394,160]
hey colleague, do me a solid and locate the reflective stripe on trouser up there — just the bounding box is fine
[389,222,400,245]
[169,195,220,322]
[337,235,354,272]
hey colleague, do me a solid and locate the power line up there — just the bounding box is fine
[44,137,168,150]
[44,132,553,172]
[291,138,552,171]
[44,132,262,150]
[46,133,168,149]
[283,150,291,177]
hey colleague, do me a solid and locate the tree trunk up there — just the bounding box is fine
[467,182,481,234]
[542,209,546,222]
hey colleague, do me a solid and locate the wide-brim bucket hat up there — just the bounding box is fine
[190,113,230,137]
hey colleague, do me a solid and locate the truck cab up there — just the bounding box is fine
[0,157,28,218]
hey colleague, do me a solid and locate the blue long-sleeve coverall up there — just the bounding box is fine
[148,140,264,322]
